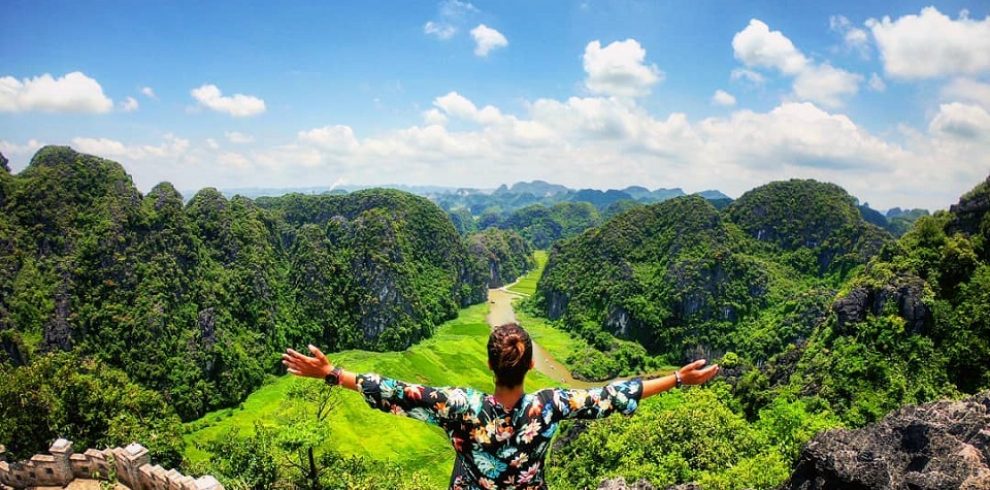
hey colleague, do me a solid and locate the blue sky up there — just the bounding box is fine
[2,1,989,210]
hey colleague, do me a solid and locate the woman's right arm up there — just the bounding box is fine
[282,345,454,425]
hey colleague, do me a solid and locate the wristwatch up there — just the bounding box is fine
[674,370,683,388]
[325,367,343,386]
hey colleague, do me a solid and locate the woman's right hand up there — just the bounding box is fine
[678,359,720,385]
[282,344,333,379]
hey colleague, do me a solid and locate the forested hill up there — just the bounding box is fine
[0,146,530,426]
[537,179,892,364]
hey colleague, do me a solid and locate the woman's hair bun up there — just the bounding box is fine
[487,323,533,387]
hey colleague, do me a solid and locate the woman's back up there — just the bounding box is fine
[357,373,643,489]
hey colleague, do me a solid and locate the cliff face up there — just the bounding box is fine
[0,146,489,419]
[466,228,534,288]
[786,392,990,490]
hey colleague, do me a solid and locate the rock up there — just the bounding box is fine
[0,152,8,172]
[597,477,657,489]
[833,276,931,335]
[948,174,990,237]
[785,391,990,490]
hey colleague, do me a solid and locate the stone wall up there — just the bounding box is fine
[0,439,222,490]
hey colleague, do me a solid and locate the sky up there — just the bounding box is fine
[2,1,990,210]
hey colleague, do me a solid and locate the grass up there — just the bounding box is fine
[507,250,547,296]
[183,303,565,487]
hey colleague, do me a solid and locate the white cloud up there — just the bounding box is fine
[941,78,990,109]
[470,24,508,56]
[140,86,157,99]
[205,138,220,150]
[423,0,477,40]
[730,68,766,86]
[829,15,869,58]
[120,96,139,112]
[0,139,44,158]
[0,71,113,113]
[190,84,266,117]
[868,7,990,79]
[732,19,807,75]
[868,73,887,92]
[711,90,736,107]
[424,21,456,40]
[225,131,254,144]
[297,125,359,153]
[434,91,505,124]
[583,39,663,97]
[793,64,862,108]
[422,108,448,125]
[71,134,190,160]
[929,102,990,141]
[732,19,861,108]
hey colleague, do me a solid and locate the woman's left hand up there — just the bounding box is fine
[282,344,333,379]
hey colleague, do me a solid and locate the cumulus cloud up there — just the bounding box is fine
[941,78,990,109]
[140,86,157,99]
[868,7,990,79]
[793,63,862,108]
[297,125,360,153]
[583,39,663,97]
[732,20,808,75]
[711,90,736,106]
[71,134,190,161]
[120,96,139,112]
[929,102,990,141]
[190,84,266,117]
[470,24,508,56]
[225,131,254,144]
[0,71,113,113]
[732,19,861,108]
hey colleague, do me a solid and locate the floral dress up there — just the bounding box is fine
[355,373,643,489]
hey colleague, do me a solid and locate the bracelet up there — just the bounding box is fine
[325,367,343,386]
[674,370,683,388]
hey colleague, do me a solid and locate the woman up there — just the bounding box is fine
[282,323,719,490]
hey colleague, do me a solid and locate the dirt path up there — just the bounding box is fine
[486,288,606,389]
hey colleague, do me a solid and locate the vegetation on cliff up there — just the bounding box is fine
[0,147,530,459]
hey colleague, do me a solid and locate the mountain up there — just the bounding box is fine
[538,179,892,364]
[726,179,890,275]
[695,189,730,200]
[495,201,602,249]
[0,146,503,423]
[503,180,570,196]
[466,228,534,288]
[570,189,635,209]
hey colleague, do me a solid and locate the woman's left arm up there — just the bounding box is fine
[282,345,449,425]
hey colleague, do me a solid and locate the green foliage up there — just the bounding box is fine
[466,228,534,288]
[495,202,601,249]
[547,386,838,489]
[0,353,184,467]
[0,146,489,459]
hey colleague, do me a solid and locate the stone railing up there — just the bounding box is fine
[0,439,222,490]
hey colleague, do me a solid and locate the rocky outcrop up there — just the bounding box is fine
[833,275,931,334]
[948,174,990,237]
[597,477,657,489]
[786,391,990,490]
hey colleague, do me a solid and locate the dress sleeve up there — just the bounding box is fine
[354,372,452,426]
[539,377,643,422]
